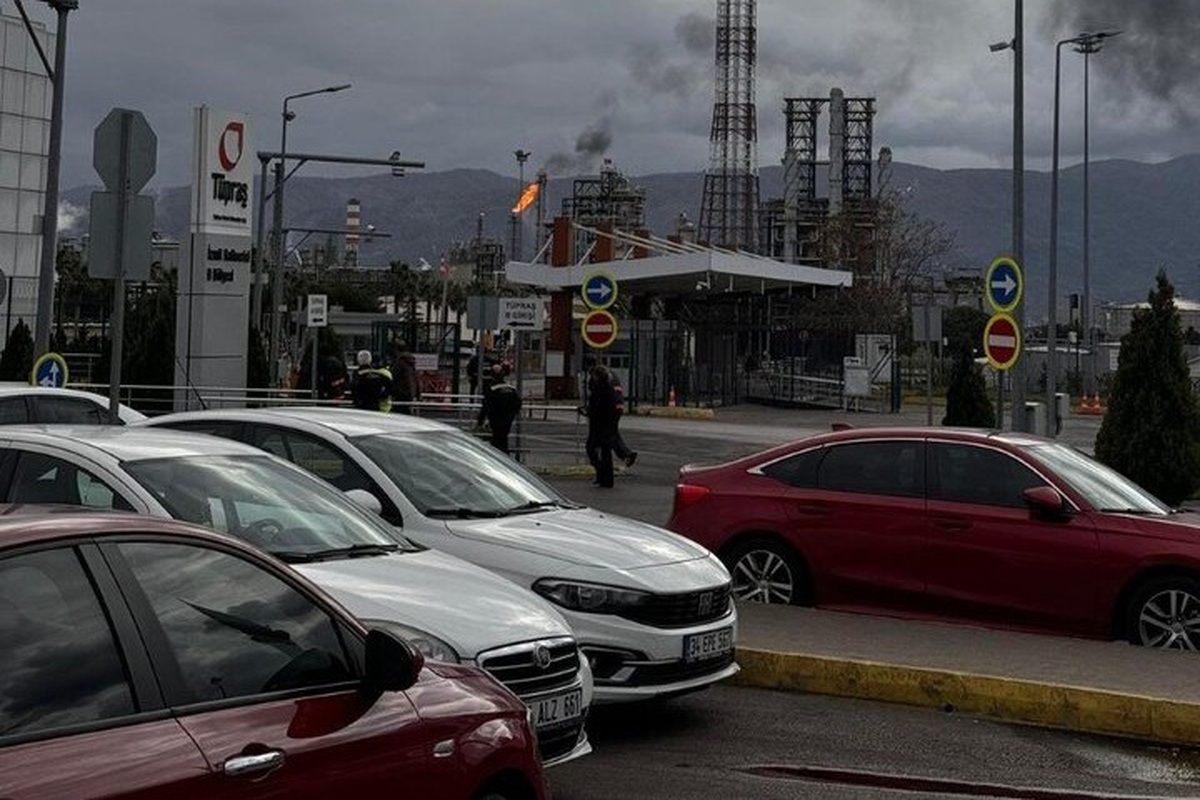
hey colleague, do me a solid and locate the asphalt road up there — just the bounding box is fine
[550,685,1200,799]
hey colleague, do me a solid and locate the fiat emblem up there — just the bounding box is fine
[533,645,552,670]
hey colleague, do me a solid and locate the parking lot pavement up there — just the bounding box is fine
[541,402,1198,747]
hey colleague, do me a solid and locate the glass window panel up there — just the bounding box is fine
[0,187,18,230]
[0,153,19,191]
[0,548,136,737]
[118,542,352,704]
[19,153,41,191]
[0,114,21,151]
[2,73,24,115]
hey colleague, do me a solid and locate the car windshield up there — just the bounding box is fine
[1026,443,1171,516]
[352,430,576,517]
[123,454,418,560]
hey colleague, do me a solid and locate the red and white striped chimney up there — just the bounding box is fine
[345,197,361,266]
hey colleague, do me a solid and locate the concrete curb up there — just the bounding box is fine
[730,648,1200,746]
[530,464,630,479]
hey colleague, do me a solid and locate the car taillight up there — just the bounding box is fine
[672,483,711,516]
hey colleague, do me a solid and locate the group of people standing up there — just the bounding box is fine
[579,364,637,488]
[348,345,420,414]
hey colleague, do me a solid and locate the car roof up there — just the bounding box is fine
[0,505,242,550]
[0,385,146,421]
[0,424,269,461]
[794,426,1056,448]
[144,406,455,438]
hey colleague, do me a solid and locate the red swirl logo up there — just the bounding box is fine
[217,120,244,172]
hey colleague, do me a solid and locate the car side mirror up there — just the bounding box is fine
[364,629,424,693]
[1023,486,1072,519]
[345,489,384,516]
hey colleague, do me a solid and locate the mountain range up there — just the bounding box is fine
[62,155,1200,313]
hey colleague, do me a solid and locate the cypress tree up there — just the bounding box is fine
[1095,271,1200,506]
[942,344,996,428]
[0,319,34,382]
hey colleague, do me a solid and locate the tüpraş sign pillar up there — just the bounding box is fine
[174,107,253,409]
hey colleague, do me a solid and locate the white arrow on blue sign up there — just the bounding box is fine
[985,256,1023,314]
[32,353,69,388]
[581,271,618,310]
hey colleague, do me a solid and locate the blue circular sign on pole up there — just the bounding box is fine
[985,256,1023,314]
[30,352,69,388]
[581,270,618,311]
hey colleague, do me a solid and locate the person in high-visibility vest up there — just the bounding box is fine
[351,350,394,413]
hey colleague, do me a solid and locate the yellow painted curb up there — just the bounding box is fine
[634,406,716,420]
[731,648,1200,746]
[531,464,630,479]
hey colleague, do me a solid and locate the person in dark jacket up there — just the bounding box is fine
[479,363,522,454]
[351,350,393,412]
[580,365,619,487]
[317,355,349,401]
[610,376,637,467]
[390,344,420,414]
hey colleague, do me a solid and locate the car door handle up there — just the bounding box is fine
[932,516,971,532]
[224,749,285,778]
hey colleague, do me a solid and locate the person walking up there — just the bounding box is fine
[390,344,420,414]
[580,364,620,488]
[479,363,522,454]
[351,350,393,412]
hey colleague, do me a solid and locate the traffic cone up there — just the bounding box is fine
[667,386,677,407]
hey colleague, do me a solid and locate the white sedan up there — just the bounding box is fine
[142,408,740,703]
[0,425,592,766]
[0,385,145,424]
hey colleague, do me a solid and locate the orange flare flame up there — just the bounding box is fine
[512,181,540,214]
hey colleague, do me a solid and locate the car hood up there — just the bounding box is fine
[293,548,572,660]
[445,506,715,571]
[1125,511,1200,542]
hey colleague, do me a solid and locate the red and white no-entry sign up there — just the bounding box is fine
[983,312,1021,371]
[581,309,618,349]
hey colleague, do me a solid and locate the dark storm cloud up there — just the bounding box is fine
[627,12,712,100]
[1045,1,1200,116]
[676,12,714,55]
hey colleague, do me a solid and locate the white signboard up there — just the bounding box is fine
[307,294,328,327]
[189,106,253,236]
[499,297,544,331]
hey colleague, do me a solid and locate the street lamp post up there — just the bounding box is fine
[1074,30,1120,397]
[1046,35,1076,438]
[989,0,1024,431]
[268,83,351,386]
[30,0,78,356]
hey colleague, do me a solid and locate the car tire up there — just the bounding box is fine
[1124,575,1200,650]
[723,537,807,606]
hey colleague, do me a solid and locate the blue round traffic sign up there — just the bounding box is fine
[581,271,618,310]
[30,352,69,388]
[985,256,1023,313]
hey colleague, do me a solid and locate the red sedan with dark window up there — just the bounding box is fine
[0,508,547,800]
[668,427,1200,650]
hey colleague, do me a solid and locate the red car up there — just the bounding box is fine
[0,508,547,800]
[668,427,1200,650]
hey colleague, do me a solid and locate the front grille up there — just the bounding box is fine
[619,583,732,628]
[477,637,581,699]
[626,650,736,687]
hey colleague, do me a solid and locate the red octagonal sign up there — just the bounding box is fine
[581,309,618,349]
[983,312,1021,371]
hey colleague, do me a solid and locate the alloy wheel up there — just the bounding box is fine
[731,548,794,604]
[1136,589,1200,650]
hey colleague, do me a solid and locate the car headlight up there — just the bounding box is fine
[532,579,651,614]
[361,619,461,663]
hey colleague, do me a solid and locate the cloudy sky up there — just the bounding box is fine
[22,0,1200,191]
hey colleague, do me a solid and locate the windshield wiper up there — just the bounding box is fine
[506,499,574,514]
[272,543,400,563]
[424,507,507,519]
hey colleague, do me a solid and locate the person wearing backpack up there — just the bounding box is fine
[351,350,394,412]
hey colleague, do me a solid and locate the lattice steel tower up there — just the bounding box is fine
[698,0,759,252]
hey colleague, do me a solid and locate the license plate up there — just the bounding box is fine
[530,688,583,730]
[683,626,734,663]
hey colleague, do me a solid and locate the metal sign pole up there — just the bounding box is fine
[514,330,525,461]
[107,114,132,418]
